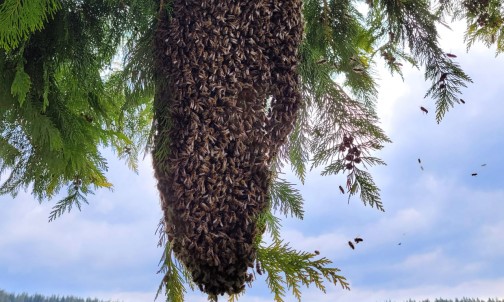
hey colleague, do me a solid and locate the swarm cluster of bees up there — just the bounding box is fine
[152,0,303,296]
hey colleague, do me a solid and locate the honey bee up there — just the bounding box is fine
[460,99,465,104]
[446,53,457,58]
[314,250,320,255]
[418,158,421,164]
[354,237,363,243]
[388,31,395,41]
[439,72,448,82]
[471,173,478,176]
[316,59,327,64]
[420,106,428,114]
[339,185,345,194]
[348,241,355,250]
[256,260,262,275]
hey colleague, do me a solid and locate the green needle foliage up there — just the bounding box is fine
[0,0,155,216]
[1,0,503,301]
[0,0,61,51]
[257,241,350,302]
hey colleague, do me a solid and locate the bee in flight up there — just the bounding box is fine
[339,185,345,194]
[420,106,428,114]
[446,53,457,58]
[354,237,363,244]
[348,241,355,250]
[471,173,478,176]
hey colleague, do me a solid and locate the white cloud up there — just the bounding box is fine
[390,248,483,278]
[85,276,504,302]
[477,221,504,258]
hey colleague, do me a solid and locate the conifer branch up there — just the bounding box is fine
[257,241,350,302]
[0,0,61,51]
[375,0,472,122]
[269,178,305,219]
[48,185,91,222]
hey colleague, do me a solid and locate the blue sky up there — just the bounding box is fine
[1,21,504,302]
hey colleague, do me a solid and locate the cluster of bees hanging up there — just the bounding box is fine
[152,0,303,296]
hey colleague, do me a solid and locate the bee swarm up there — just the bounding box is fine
[153,0,303,296]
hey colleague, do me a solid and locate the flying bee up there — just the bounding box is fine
[420,106,428,114]
[446,53,457,58]
[460,99,465,104]
[348,241,355,250]
[481,164,487,166]
[471,173,478,176]
[418,158,421,164]
[339,185,345,194]
[314,250,320,255]
[354,237,363,244]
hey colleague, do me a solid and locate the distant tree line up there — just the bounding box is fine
[387,298,504,302]
[0,290,116,302]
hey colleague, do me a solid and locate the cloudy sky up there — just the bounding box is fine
[1,20,504,302]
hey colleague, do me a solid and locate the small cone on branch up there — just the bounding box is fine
[152,0,303,296]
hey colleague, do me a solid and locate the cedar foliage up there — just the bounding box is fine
[1,0,501,301]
